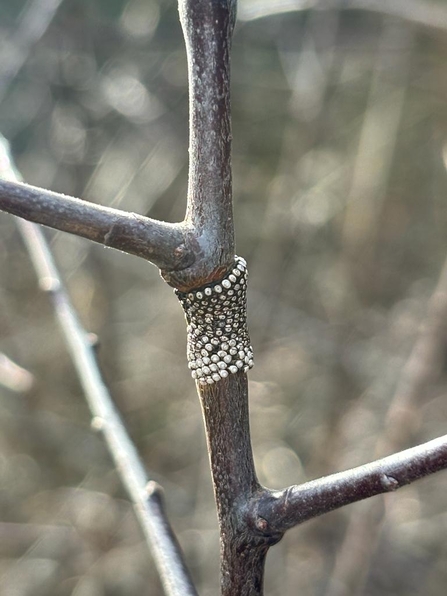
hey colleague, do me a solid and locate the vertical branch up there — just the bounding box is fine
[178,2,278,594]
[178,0,236,279]
[199,376,274,596]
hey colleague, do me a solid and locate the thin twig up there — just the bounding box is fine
[0,0,65,106]
[0,136,198,596]
[256,433,447,532]
[238,0,447,32]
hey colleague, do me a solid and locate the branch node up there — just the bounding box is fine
[39,276,61,293]
[255,517,269,533]
[380,473,399,491]
[91,416,105,431]
[173,243,188,259]
[146,480,164,498]
[87,333,100,349]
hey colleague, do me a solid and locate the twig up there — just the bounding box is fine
[238,0,447,33]
[0,179,194,274]
[0,352,34,393]
[256,433,447,532]
[0,137,198,596]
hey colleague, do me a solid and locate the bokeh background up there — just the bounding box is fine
[1,1,447,595]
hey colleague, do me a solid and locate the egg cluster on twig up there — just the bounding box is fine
[176,256,254,385]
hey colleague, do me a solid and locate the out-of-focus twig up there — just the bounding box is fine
[0,136,198,596]
[0,353,34,393]
[238,0,447,32]
[0,0,65,106]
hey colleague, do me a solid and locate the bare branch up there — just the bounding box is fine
[0,178,194,273]
[256,434,447,533]
[198,375,271,596]
[178,0,236,282]
[238,0,447,32]
[0,139,198,596]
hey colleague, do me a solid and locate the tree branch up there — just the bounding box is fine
[177,0,236,285]
[256,434,447,533]
[0,0,238,291]
[0,138,198,596]
[238,0,447,32]
[178,2,272,594]
[198,375,276,596]
[0,178,194,274]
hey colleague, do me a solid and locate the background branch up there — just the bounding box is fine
[0,0,65,106]
[238,0,447,32]
[0,137,198,596]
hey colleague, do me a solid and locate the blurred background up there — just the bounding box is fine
[1,0,447,594]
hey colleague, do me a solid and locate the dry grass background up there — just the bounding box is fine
[1,1,447,595]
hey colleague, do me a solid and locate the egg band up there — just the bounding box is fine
[175,256,254,385]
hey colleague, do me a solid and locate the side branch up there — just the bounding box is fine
[257,434,447,532]
[0,178,193,272]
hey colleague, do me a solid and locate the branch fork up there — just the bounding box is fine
[2,1,447,595]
